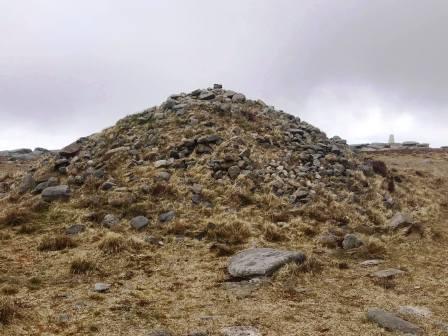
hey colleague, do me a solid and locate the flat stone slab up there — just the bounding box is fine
[370,268,405,279]
[228,248,306,278]
[220,326,261,336]
[367,308,422,335]
[41,185,71,202]
[359,259,384,267]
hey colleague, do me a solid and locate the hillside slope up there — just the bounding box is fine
[0,86,447,335]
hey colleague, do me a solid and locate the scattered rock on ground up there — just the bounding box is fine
[398,306,432,318]
[102,214,120,228]
[389,212,414,230]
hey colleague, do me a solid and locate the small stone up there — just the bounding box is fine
[359,259,384,267]
[18,173,35,194]
[220,326,261,336]
[197,134,221,144]
[199,91,215,100]
[370,268,405,279]
[94,282,110,293]
[196,144,213,154]
[100,181,115,191]
[130,216,149,230]
[159,211,175,223]
[65,224,86,235]
[191,183,202,194]
[232,93,246,103]
[367,308,422,335]
[104,146,130,160]
[317,233,340,248]
[155,171,171,181]
[342,234,363,250]
[41,185,70,202]
[228,166,241,178]
[102,214,120,228]
[213,84,223,89]
[389,212,413,230]
[154,160,169,168]
[228,248,306,279]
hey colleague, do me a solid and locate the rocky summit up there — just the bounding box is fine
[1,85,448,335]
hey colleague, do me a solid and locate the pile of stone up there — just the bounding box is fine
[351,141,431,152]
[0,147,53,161]
[4,84,397,246]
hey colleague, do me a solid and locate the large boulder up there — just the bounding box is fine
[41,185,71,202]
[228,248,306,278]
[367,308,422,335]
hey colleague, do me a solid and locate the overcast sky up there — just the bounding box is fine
[1,0,447,149]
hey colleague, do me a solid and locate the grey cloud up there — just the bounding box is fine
[0,0,447,149]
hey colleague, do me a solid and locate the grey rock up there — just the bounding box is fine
[18,173,35,194]
[130,216,149,230]
[232,93,246,103]
[199,91,215,100]
[198,134,221,144]
[94,282,110,293]
[228,166,241,178]
[359,259,384,267]
[65,224,86,235]
[317,233,340,248]
[213,84,223,89]
[104,146,130,159]
[159,211,175,223]
[155,171,171,181]
[100,181,115,191]
[60,142,81,157]
[389,212,413,230]
[154,160,170,168]
[370,268,405,279]
[41,185,70,202]
[32,177,58,194]
[367,308,422,335]
[228,248,306,278]
[220,326,261,336]
[196,144,213,154]
[102,214,120,228]
[342,234,363,250]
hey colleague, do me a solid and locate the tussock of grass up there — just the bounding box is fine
[0,207,32,227]
[264,223,287,242]
[1,285,18,296]
[207,219,251,244]
[38,235,77,251]
[0,297,17,325]
[98,233,126,254]
[70,257,96,275]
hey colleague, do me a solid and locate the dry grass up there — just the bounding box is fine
[70,257,96,275]
[98,233,126,254]
[0,207,32,227]
[38,235,77,251]
[264,223,287,242]
[206,219,251,244]
[1,285,18,296]
[0,297,17,325]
